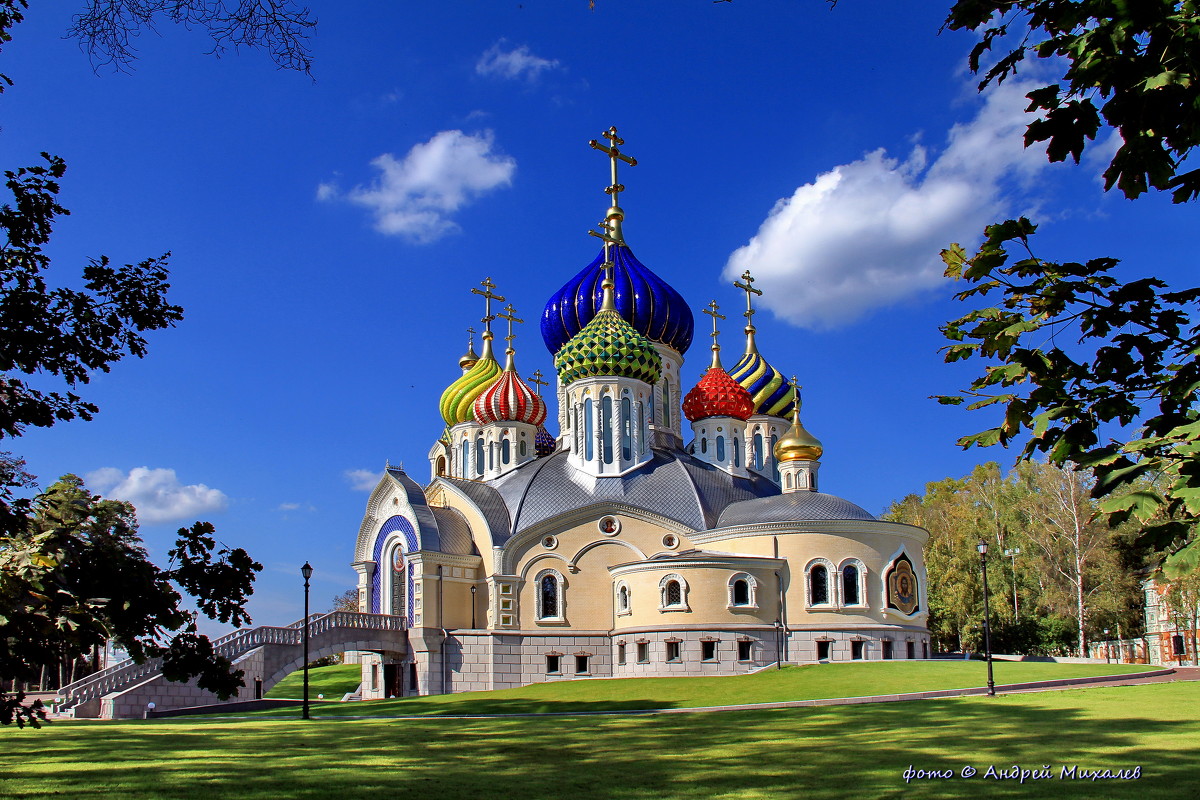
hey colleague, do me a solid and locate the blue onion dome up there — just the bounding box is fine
[535,424,556,457]
[728,347,795,417]
[439,336,503,426]
[553,283,663,385]
[541,244,694,356]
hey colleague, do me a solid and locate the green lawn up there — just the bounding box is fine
[258,660,1149,717]
[2,680,1195,799]
[264,664,361,700]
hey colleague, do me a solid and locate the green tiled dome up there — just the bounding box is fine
[439,341,503,426]
[554,308,662,385]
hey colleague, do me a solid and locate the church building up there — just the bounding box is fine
[351,128,931,698]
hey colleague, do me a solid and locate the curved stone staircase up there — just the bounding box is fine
[57,611,407,719]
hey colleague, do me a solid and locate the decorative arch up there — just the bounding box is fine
[658,572,690,611]
[885,552,920,615]
[614,580,631,616]
[805,558,837,608]
[534,567,566,621]
[567,538,647,571]
[839,558,868,607]
[370,515,418,624]
[727,571,759,609]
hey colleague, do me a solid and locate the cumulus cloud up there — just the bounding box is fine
[725,80,1056,329]
[476,40,561,81]
[277,502,316,513]
[86,467,228,525]
[345,469,381,492]
[321,130,515,244]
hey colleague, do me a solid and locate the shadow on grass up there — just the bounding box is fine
[5,685,1199,799]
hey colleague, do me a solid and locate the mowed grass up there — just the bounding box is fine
[2,681,1196,799]
[256,660,1149,717]
[265,664,360,699]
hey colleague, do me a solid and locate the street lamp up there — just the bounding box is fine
[301,561,313,720]
[1003,546,1021,621]
[774,619,783,670]
[977,540,996,696]
[470,585,477,629]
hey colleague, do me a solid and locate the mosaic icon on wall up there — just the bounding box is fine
[887,555,919,615]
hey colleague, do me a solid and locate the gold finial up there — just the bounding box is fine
[588,126,637,245]
[458,326,480,370]
[471,277,506,340]
[529,369,549,396]
[497,303,524,370]
[466,326,476,349]
[775,375,822,463]
[702,300,726,370]
[734,269,763,355]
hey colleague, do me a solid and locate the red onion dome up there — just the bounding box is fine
[683,366,755,422]
[473,361,548,426]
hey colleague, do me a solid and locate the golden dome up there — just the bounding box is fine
[774,395,823,462]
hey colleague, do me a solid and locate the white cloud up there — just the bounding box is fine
[277,502,316,513]
[322,130,515,244]
[86,467,228,525]
[345,469,381,492]
[476,40,560,81]
[724,80,1056,330]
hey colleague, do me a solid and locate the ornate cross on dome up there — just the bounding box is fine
[588,126,637,245]
[702,300,726,369]
[734,269,763,354]
[497,303,523,352]
[790,375,803,418]
[471,277,506,336]
[466,326,476,349]
[529,369,548,396]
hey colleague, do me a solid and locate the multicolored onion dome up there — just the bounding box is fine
[728,350,795,417]
[535,424,556,457]
[682,367,755,422]
[553,307,663,385]
[439,341,502,426]
[473,366,548,427]
[541,244,694,356]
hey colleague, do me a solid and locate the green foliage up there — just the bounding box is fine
[0,475,263,728]
[939,221,1200,577]
[946,0,1200,203]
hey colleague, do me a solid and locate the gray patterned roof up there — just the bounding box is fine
[439,476,512,539]
[717,491,876,526]
[489,449,778,538]
[430,506,479,556]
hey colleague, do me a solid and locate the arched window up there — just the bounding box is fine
[753,433,764,471]
[716,435,725,462]
[733,579,749,605]
[662,380,671,426]
[474,437,484,477]
[621,397,632,460]
[639,400,649,453]
[519,440,527,458]
[389,545,405,616]
[601,395,614,464]
[842,564,861,605]
[616,582,630,615]
[536,570,565,620]
[501,438,511,465]
[461,440,469,477]
[584,398,595,461]
[809,564,830,605]
[700,437,708,454]
[770,434,780,481]
[733,437,741,467]
[659,573,689,610]
[727,572,758,608]
[785,473,793,489]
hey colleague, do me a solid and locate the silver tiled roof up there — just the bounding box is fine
[717,491,876,526]
[439,476,512,538]
[430,506,479,556]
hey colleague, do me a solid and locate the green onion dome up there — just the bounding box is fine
[439,337,503,426]
[553,306,662,386]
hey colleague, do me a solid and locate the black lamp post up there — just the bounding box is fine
[774,619,783,670]
[976,540,995,696]
[470,585,477,629]
[301,561,313,720]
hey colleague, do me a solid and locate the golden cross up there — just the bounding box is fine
[702,300,725,343]
[470,277,506,333]
[465,326,476,350]
[588,126,637,210]
[497,303,523,350]
[529,369,549,396]
[790,376,803,415]
[734,269,762,329]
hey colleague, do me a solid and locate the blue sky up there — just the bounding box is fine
[4,1,1194,632]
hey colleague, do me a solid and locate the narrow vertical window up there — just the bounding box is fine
[663,380,671,426]
[785,473,793,489]
[770,434,780,481]
[640,401,649,453]
[519,440,527,457]
[716,435,725,462]
[584,398,594,461]
[540,574,559,618]
[733,437,741,466]
[753,433,764,470]
[617,643,626,665]
[842,565,860,605]
[461,440,469,476]
[601,395,614,464]
[475,437,484,476]
[810,565,829,605]
[617,584,630,613]
[621,397,632,460]
[666,580,682,606]
[700,437,707,454]
[732,579,749,606]
[501,439,511,465]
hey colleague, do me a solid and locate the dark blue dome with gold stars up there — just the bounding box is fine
[541,244,694,357]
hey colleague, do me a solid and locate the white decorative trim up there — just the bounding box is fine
[727,572,759,610]
[658,573,690,612]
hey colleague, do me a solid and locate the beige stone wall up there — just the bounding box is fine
[613,563,780,630]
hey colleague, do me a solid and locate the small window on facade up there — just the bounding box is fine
[666,641,681,662]
[851,641,865,660]
[732,579,750,606]
[882,640,893,660]
[474,437,484,476]
[501,439,511,465]
[733,437,741,467]
[701,641,717,661]
[716,435,725,462]
[575,655,589,674]
[817,640,831,660]
[547,655,561,674]
[636,642,649,663]
[520,440,527,457]
[753,433,764,470]
[461,440,469,476]
[785,473,793,489]
[663,380,671,426]
[810,565,830,605]
[601,395,614,464]
[843,565,860,605]
[666,580,682,606]
[700,437,708,454]
[540,574,560,619]
[737,640,752,661]
[617,584,630,613]
[585,398,595,460]
[907,641,915,659]
[617,643,626,665]
[622,397,632,460]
